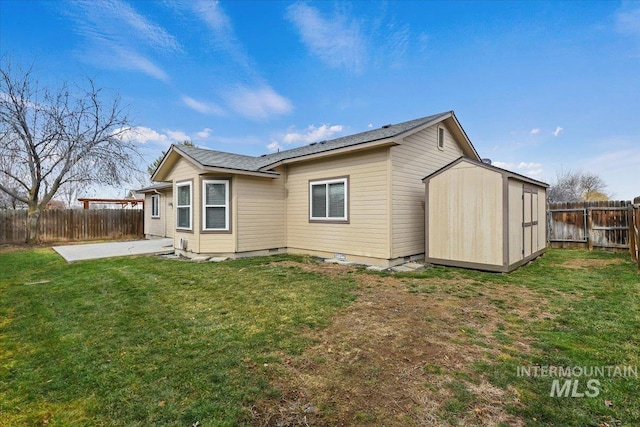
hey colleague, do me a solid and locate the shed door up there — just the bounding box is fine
[522,185,538,258]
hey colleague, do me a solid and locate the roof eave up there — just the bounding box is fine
[393,111,481,161]
[449,112,481,160]
[258,138,399,170]
[201,165,279,178]
[422,157,549,187]
[393,111,453,141]
[136,183,173,193]
[152,145,207,181]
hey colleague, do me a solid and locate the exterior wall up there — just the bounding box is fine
[144,190,174,238]
[164,190,174,238]
[236,169,286,252]
[508,179,524,265]
[507,179,547,267]
[144,193,162,237]
[286,147,390,260]
[427,162,504,266]
[391,123,465,258]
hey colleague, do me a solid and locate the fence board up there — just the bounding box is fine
[0,209,143,244]
[548,201,631,251]
[632,197,640,273]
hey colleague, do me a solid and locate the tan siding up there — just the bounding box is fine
[144,194,161,237]
[286,148,390,259]
[428,163,503,265]
[236,170,286,252]
[144,191,173,237]
[163,190,174,238]
[166,157,201,253]
[508,179,523,264]
[391,124,464,257]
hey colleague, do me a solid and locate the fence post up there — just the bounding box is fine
[629,205,636,261]
[629,197,640,274]
[584,206,593,251]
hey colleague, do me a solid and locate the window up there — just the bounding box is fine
[176,182,192,230]
[202,180,229,231]
[309,177,348,222]
[151,194,160,218]
[437,126,445,150]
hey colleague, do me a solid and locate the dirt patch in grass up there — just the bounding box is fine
[552,257,625,269]
[252,263,535,426]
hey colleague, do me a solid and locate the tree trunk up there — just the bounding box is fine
[26,204,41,243]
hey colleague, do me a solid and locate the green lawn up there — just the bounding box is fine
[0,250,356,426]
[1,248,638,426]
[399,249,640,426]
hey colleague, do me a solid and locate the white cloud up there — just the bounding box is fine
[185,0,252,71]
[493,160,544,178]
[267,141,283,152]
[553,126,564,137]
[492,161,512,169]
[195,128,213,139]
[182,95,225,116]
[64,0,181,81]
[417,32,429,53]
[109,0,181,51]
[117,126,192,145]
[166,130,190,141]
[115,48,169,81]
[530,128,540,135]
[117,126,168,144]
[226,85,293,120]
[616,5,640,36]
[286,3,365,73]
[517,162,542,169]
[582,146,640,199]
[283,124,344,145]
[368,123,373,128]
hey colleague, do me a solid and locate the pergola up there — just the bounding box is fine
[77,198,144,210]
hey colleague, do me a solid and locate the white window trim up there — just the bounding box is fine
[437,125,445,150]
[202,179,230,231]
[176,181,192,231]
[309,177,348,221]
[150,194,160,218]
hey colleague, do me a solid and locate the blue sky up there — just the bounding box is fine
[1,0,639,199]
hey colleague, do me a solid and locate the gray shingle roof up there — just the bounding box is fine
[176,111,452,173]
[136,182,172,193]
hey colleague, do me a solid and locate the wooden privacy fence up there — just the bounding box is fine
[0,209,144,244]
[547,200,632,251]
[631,197,640,273]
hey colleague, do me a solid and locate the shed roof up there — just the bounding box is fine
[422,157,549,187]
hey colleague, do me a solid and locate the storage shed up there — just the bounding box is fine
[422,157,548,272]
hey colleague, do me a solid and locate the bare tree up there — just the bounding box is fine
[0,59,141,242]
[548,169,609,202]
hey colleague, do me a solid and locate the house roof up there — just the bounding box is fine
[152,111,480,181]
[422,157,549,188]
[136,182,173,193]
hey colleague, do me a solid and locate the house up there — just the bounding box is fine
[423,157,548,272]
[138,111,534,268]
